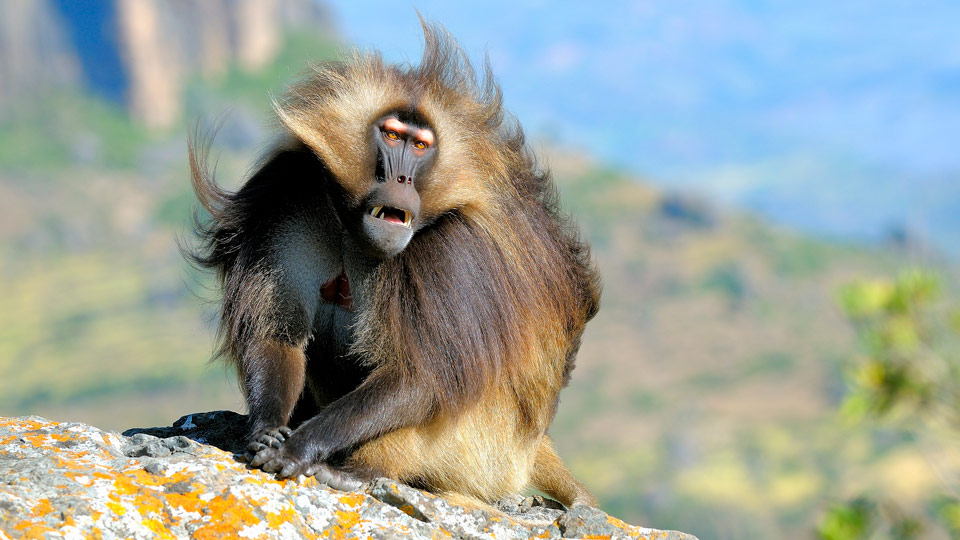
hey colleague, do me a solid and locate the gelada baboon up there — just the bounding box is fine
[190,23,600,508]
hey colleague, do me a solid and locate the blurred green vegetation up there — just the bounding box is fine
[0,249,215,408]
[817,270,960,540]
[0,91,152,171]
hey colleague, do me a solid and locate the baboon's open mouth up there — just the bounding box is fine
[368,205,412,227]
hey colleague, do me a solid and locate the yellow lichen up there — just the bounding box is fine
[141,517,176,540]
[0,418,45,431]
[605,514,641,536]
[265,505,299,528]
[165,491,205,515]
[29,498,53,518]
[13,523,58,540]
[104,501,126,516]
[324,509,364,540]
[532,527,554,539]
[339,492,366,508]
[190,494,264,539]
[398,504,418,518]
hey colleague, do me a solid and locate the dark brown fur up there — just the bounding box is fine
[189,23,600,506]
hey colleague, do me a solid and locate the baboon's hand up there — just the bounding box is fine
[247,445,311,478]
[248,431,335,479]
[244,425,293,460]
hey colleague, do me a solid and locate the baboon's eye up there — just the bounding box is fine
[385,131,400,141]
[413,141,427,150]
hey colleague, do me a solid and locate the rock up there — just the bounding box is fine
[0,413,698,540]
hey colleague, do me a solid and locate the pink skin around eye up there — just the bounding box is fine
[383,117,434,148]
[416,129,434,147]
[382,117,408,137]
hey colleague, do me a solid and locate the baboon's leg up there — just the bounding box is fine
[530,435,598,508]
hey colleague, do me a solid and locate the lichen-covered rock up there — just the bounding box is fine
[0,413,698,540]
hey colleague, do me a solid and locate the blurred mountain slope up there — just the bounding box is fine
[0,0,335,128]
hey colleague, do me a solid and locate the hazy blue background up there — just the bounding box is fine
[329,1,960,253]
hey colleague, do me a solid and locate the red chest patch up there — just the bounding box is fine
[320,272,355,311]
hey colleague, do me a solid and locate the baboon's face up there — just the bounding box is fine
[339,114,437,259]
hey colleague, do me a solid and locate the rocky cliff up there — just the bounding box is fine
[0,0,82,103]
[0,0,334,128]
[0,412,697,539]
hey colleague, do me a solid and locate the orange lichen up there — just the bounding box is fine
[104,501,126,515]
[533,527,554,539]
[110,479,164,516]
[323,509,364,540]
[265,506,300,529]
[14,523,59,540]
[605,514,643,536]
[339,492,366,508]
[29,499,53,518]
[141,518,176,540]
[114,468,196,493]
[54,456,94,471]
[62,471,93,485]
[0,418,45,431]
[46,433,73,443]
[189,493,264,539]
[300,476,321,488]
[5,428,90,454]
[242,474,270,485]
[164,492,205,515]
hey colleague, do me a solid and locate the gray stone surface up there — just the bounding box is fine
[0,413,698,539]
